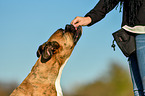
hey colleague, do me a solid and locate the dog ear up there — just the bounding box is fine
[41,46,53,63]
[40,41,60,63]
[36,42,46,58]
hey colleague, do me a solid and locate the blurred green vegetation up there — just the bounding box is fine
[64,63,134,96]
[0,62,133,96]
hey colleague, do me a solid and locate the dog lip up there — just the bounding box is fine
[73,25,82,44]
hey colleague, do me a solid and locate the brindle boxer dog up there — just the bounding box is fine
[10,24,82,96]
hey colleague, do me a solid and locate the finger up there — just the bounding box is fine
[71,19,74,25]
[71,17,80,25]
[71,19,78,26]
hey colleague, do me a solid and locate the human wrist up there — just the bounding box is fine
[85,16,92,26]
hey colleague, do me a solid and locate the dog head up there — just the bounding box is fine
[37,24,82,63]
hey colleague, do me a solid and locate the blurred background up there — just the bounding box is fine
[0,0,133,96]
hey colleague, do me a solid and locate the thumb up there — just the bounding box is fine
[71,18,80,25]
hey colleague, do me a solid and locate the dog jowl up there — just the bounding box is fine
[10,24,82,96]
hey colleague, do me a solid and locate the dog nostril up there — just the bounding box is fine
[65,24,70,31]
[63,30,65,34]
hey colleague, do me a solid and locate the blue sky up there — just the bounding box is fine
[0,0,129,93]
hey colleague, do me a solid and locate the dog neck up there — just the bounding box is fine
[55,57,70,96]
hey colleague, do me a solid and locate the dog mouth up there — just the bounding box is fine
[64,24,82,44]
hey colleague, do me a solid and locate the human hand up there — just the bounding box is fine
[71,16,92,27]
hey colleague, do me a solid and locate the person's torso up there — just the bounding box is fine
[122,0,145,26]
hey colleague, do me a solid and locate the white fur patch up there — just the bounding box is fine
[55,57,70,96]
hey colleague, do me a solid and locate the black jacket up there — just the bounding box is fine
[85,0,145,27]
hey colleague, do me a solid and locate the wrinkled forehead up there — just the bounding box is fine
[50,29,64,37]
[48,29,74,46]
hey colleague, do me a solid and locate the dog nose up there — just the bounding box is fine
[65,24,76,33]
[64,24,82,44]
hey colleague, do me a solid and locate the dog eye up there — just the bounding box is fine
[51,41,60,49]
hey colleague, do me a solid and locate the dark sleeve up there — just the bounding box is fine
[85,0,120,26]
